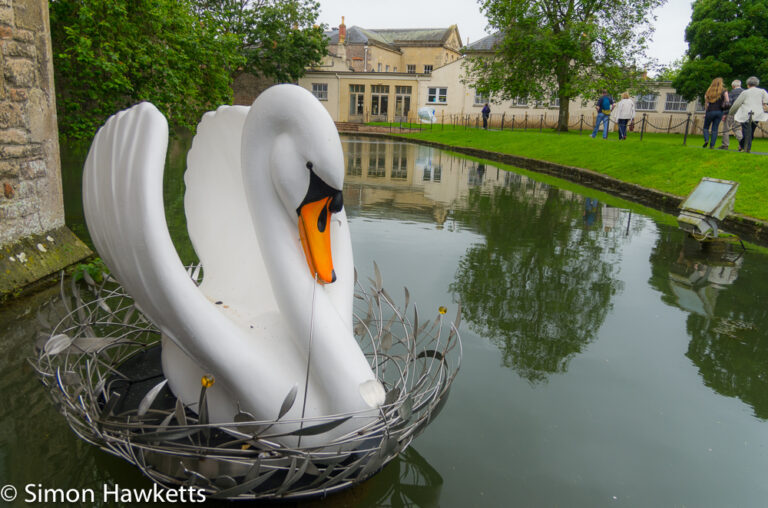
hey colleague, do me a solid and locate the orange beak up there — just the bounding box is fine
[298,196,336,284]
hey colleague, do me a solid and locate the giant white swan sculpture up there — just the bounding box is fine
[82,85,385,445]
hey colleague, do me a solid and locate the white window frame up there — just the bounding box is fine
[635,93,658,111]
[510,97,528,107]
[424,64,433,74]
[664,93,688,112]
[474,90,488,105]
[427,87,447,104]
[311,83,328,101]
[407,64,416,74]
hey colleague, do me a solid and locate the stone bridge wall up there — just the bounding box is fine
[0,0,90,300]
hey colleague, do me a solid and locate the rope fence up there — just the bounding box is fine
[376,110,767,145]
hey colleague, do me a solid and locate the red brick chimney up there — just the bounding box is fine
[339,16,346,44]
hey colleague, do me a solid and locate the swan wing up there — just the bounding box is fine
[184,106,276,311]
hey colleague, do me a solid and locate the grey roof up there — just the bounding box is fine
[325,26,459,51]
[464,32,503,52]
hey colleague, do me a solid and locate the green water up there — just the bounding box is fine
[3,137,768,507]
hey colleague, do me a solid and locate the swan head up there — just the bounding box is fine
[244,85,346,284]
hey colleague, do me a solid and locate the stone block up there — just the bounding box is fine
[8,88,26,101]
[19,158,44,179]
[0,6,13,26]
[0,159,19,178]
[12,28,32,43]
[4,57,35,87]
[2,40,35,58]
[0,143,42,159]
[0,102,24,128]
[0,25,11,39]
[0,127,29,144]
[12,0,42,32]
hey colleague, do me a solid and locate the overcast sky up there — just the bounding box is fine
[316,0,693,69]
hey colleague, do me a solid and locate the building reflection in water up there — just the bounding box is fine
[341,138,628,384]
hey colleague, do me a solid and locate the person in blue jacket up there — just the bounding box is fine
[482,103,491,129]
[591,90,614,139]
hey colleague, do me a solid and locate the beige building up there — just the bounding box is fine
[301,29,760,136]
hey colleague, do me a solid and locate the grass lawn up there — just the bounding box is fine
[378,123,768,221]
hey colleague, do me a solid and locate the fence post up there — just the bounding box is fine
[683,113,691,146]
[524,112,528,130]
[579,114,584,135]
[539,114,544,132]
[667,114,672,134]
[501,112,505,131]
[745,111,754,152]
[640,113,647,141]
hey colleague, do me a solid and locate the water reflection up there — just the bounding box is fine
[649,233,768,419]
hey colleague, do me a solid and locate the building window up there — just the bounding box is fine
[549,95,560,108]
[346,142,362,177]
[474,91,488,105]
[424,65,433,74]
[635,93,657,111]
[511,97,528,107]
[349,84,365,116]
[395,86,412,118]
[427,87,447,104]
[377,63,382,72]
[407,65,416,74]
[311,83,327,101]
[392,144,408,179]
[664,93,687,112]
[695,99,705,112]
[393,67,397,72]
[368,143,386,177]
[385,65,390,72]
[371,85,390,117]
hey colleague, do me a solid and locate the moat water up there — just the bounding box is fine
[2,136,768,506]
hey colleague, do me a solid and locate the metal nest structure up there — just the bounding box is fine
[31,265,461,500]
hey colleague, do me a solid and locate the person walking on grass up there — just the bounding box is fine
[728,76,768,153]
[482,103,491,129]
[719,79,744,150]
[614,92,636,140]
[702,77,729,149]
[591,90,614,139]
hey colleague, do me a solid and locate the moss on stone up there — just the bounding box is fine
[0,226,92,301]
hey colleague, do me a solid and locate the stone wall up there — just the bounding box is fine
[0,0,90,299]
[0,0,62,245]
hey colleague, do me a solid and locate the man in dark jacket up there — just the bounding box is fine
[719,79,744,150]
[482,103,491,129]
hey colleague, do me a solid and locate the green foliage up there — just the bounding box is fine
[465,0,664,131]
[673,0,768,101]
[192,0,328,83]
[449,184,621,383]
[72,258,109,282]
[51,0,243,141]
[655,57,686,82]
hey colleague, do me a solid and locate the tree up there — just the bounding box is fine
[672,0,768,102]
[449,179,623,383]
[465,0,664,131]
[192,0,328,83]
[51,0,243,141]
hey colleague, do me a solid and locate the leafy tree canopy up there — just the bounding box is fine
[465,0,664,131]
[672,0,768,101]
[192,0,328,83]
[51,0,243,141]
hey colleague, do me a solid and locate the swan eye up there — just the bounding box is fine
[306,161,313,170]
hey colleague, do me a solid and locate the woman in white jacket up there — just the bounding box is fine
[613,92,636,140]
[729,76,768,153]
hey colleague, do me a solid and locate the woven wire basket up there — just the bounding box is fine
[31,265,461,500]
